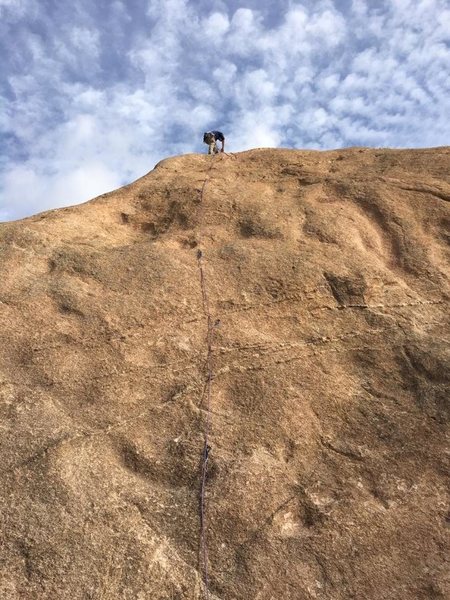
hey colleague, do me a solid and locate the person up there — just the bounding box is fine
[203,130,225,154]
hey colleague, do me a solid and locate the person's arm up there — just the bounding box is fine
[221,137,225,152]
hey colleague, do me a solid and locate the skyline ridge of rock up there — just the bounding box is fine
[1,147,449,599]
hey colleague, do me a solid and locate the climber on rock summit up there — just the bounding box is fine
[203,130,225,155]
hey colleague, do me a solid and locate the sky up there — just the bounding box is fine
[1,0,449,221]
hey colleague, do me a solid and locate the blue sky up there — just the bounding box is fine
[1,0,449,220]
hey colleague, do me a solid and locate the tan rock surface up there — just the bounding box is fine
[0,147,449,599]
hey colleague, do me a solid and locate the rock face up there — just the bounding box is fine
[0,148,449,600]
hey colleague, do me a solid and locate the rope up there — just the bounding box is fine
[196,156,218,599]
[197,248,214,600]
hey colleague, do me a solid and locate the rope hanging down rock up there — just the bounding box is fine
[196,156,218,600]
[197,248,214,600]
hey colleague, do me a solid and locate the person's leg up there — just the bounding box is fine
[204,132,216,154]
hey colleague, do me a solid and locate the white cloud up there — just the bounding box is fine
[0,0,35,17]
[70,27,100,54]
[203,11,229,36]
[306,9,346,43]
[0,162,122,221]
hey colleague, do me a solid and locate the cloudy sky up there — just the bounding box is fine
[1,0,449,220]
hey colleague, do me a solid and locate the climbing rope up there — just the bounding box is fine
[196,156,218,599]
[197,248,214,600]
